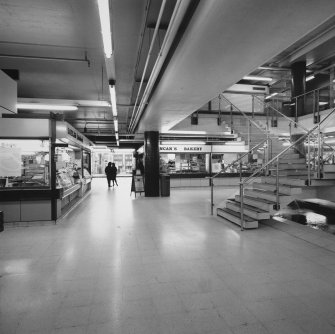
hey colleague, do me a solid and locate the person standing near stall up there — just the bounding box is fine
[110,162,118,187]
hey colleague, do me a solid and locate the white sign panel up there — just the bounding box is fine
[160,145,212,153]
[0,147,21,176]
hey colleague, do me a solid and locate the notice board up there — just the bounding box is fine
[131,174,144,197]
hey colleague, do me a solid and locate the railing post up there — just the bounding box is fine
[317,124,322,179]
[307,134,311,185]
[276,156,280,210]
[230,104,233,134]
[239,154,242,182]
[240,183,244,231]
[295,97,298,125]
[266,131,270,176]
[210,177,214,215]
[247,120,251,148]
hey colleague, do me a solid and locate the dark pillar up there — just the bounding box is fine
[144,131,160,197]
[291,61,306,117]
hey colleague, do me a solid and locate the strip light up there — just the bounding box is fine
[109,85,117,117]
[265,92,278,100]
[97,0,112,58]
[243,75,273,82]
[114,119,118,132]
[17,103,78,111]
[306,75,315,82]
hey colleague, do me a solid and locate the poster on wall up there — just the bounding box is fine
[0,147,21,176]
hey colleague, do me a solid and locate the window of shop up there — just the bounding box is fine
[160,153,210,174]
[0,139,50,188]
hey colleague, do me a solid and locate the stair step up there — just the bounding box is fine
[272,163,306,170]
[322,173,335,179]
[217,208,258,229]
[235,195,277,212]
[225,200,270,220]
[323,165,335,173]
[270,170,308,176]
[279,154,301,160]
[274,158,306,165]
[244,188,293,204]
[310,178,335,185]
[263,176,306,187]
[252,182,302,195]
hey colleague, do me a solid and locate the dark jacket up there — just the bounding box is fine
[105,165,117,179]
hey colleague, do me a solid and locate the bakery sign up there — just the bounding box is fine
[159,144,212,153]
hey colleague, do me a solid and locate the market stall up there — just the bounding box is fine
[0,117,93,223]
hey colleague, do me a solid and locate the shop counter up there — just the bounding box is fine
[169,172,255,188]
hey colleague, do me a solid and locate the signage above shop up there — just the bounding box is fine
[159,144,248,153]
[160,145,212,153]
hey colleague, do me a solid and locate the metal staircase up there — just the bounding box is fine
[212,94,335,230]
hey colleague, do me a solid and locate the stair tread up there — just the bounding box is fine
[217,207,256,222]
[245,188,291,197]
[226,200,269,213]
[236,194,276,205]
[254,181,300,189]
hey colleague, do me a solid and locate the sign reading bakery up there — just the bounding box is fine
[159,145,212,153]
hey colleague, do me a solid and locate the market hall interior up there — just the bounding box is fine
[1,178,335,334]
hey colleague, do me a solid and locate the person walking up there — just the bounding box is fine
[105,162,113,187]
[111,162,118,187]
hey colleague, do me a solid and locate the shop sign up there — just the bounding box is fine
[159,145,212,153]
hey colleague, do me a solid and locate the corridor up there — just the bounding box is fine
[1,179,335,334]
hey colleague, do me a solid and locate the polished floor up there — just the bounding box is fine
[1,178,335,334]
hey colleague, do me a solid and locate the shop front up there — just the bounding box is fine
[0,117,93,223]
[159,143,255,187]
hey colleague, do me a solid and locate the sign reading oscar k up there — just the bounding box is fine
[159,144,211,153]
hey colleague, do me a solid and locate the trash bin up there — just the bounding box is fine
[0,211,4,232]
[160,174,170,197]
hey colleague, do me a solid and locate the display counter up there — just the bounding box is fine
[0,118,93,223]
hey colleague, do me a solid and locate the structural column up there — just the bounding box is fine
[144,131,160,197]
[291,61,306,117]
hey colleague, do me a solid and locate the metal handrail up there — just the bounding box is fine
[254,95,310,134]
[209,138,269,215]
[220,94,267,134]
[211,139,268,180]
[256,95,335,175]
[292,82,333,100]
[239,107,335,230]
[242,107,335,186]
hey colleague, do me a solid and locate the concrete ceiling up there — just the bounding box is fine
[137,0,335,133]
[0,0,335,147]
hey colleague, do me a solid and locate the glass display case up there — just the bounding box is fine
[160,153,209,174]
[0,139,50,188]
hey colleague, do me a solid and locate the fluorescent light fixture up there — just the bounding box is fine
[92,145,108,150]
[109,85,117,116]
[319,102,328,106]
[165,130,207,135]
[265,92,278,100]
[114,119,118,132]
[243,75,272,82]
[161,141,206,145]
[306,75,315,82]
[282,142,291,146]
[17,103,78,111]
[97,0,112,58]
